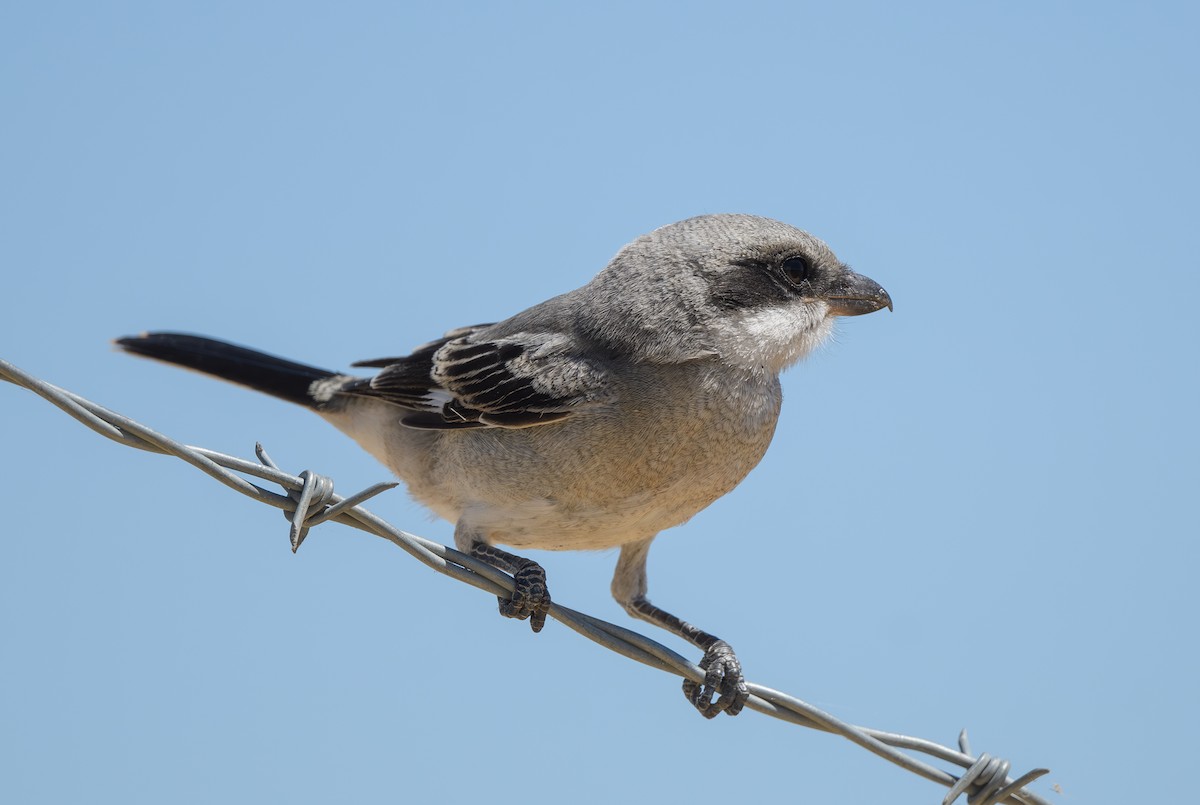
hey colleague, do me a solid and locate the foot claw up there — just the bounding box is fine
[497,560,551,633]
[682,640,748,718]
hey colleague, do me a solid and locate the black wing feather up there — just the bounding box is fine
[341,327,612,430]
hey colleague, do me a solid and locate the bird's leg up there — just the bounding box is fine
[613,539,748,718]
[457,524,551,633]
[627,597,748,718]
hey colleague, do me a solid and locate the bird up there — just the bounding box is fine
[116,213,891,718]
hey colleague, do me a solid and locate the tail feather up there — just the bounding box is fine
[115,332,337,408]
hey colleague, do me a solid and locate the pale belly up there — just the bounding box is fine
[457,474,744,551]
[325,364,782,551]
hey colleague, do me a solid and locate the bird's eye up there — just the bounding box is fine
[780,255,814,286]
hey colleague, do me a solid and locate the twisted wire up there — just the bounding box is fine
[1,356,1052,805]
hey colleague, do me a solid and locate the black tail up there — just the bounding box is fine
[115,332,337,408]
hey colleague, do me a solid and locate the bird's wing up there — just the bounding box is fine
[344,326,615,430]
[350,324,496,369]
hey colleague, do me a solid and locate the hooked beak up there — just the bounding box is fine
[825,268,893,316]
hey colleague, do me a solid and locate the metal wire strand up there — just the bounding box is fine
[0,357,1053,805]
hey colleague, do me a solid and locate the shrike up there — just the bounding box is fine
[117,214,891,718]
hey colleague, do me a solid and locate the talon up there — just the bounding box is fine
[497,560,551,633]
[683,640,747,718]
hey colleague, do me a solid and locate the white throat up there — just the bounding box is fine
[709,302,834,373]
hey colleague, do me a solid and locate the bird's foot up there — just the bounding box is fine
[468,542,552,633]
[496,558,552,633]
[683,640,748,718]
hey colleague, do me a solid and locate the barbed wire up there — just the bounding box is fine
[1,356,1052,805]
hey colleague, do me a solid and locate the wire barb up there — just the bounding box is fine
[256,444,347,551]
[942,730,1049,805]
[0,356,1054,805]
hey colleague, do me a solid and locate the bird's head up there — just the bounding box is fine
[582,214,892,372]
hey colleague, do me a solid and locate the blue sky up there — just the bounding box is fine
[2,3,1197,803]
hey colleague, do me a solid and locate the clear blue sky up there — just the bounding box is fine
[3,3,1197,803]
